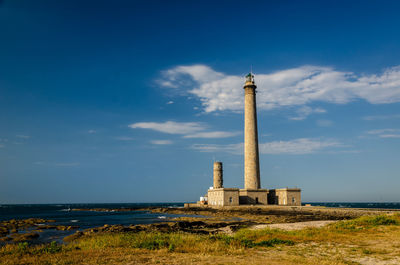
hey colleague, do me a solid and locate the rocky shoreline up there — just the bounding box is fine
[135,205,400,224]
[62,206,400,242]
[2,206,398,244]
[0,218,79,243]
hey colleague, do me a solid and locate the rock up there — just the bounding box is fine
[39,225,57,230]
[55,225,79,231]
[0,236,11,242]
[10,232,39,242]
[64,231,83,242]
[127,225,144,232]
[0,226,8,236]
[173,221,191,229]
[149,223,171,232]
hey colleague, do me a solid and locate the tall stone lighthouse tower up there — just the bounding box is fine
[239,73,269,204]
[244,73,261,189]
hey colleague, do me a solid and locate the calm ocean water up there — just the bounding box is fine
[305,202,400,209]
[1,202,399,244]
[0,203,190,244]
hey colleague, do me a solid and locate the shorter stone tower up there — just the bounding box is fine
[208,161,239,206]
[213,162,223,188]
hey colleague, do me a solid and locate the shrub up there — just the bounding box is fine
[17,242,29,253]
[39,241,62,254]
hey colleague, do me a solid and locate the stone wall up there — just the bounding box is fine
[239,189,269,205]
[208,188,239,206]
[268,188,301,206]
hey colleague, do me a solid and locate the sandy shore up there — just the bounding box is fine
[251,220,337,231]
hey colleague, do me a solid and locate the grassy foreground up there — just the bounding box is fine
[1,214,400,265]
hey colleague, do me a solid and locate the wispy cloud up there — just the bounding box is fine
[88,130,97,134]
[159,64,400,114]
[289,106,326,120]
[0,138,9,147]
[190,138,345,155]
[363,114,400,121]
[115,136,135,141]
[259,138,342,154]
[33,161,80,167]
[366,128,400,138]
[129,121,238,139]
[316,119,334,127]
[130,121,204,134]
[54,162,80,167]
[367,129,399,134]
[190,143,242,153]
[150,140,173,145]
[379,134,400,138]
[16,135,30,139]
[183,131,240,138]
[166,101,174,105]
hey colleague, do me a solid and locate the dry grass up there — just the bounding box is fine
[1,214,400,265]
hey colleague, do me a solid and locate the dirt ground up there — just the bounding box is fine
[251,220,337,231]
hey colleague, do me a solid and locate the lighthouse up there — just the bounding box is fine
[243,73,261,189]
[238,73,269,204]
[198,72,301,208]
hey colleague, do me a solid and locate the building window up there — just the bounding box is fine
[292,197,295,203]
[229,197,232,203]
[255,197,259,204]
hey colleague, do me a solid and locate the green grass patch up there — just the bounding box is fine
[1,214,398,258]
[332,215,399,231]
[0,241,63,257]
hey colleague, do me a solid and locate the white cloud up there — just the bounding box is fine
[54,162,80,167]
[259,138,341,154]
[366,128,400,138]
[379,134,400,138]
[88,130,97,134]
[129,121,238,139]
[130,121,204,135]
[16,135,30,139]
[289,106,326,120]
[363,114,400,121]
[367,128,400,135]
[33,161,80,167]
[190,138,344,155]
[115,136,135,141]
[159,64,400,113]
[317,119,334,127]
[150,140,173,145]
[183,131,240,139]
[190,143,242,154]
[166,101,174,104]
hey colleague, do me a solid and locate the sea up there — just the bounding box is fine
[0,203,195,244]
[1,202,399,244]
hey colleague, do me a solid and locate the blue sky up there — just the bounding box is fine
[1,0,400,203]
